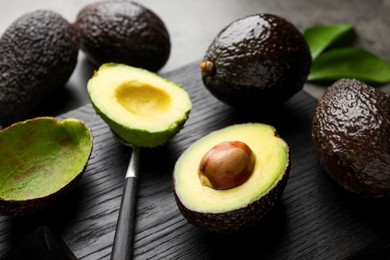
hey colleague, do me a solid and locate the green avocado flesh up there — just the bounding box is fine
[174,123,289,214]
[0,117,92,201]
[88,63,192,148]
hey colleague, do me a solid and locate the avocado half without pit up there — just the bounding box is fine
[0,117,93,216]
[173,123,290,233]
[88,63,191,258]
[87,63,192,148]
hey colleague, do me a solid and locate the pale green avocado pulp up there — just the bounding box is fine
[87,63,192,148]
[0,117,93,201]
[174,123,289,214]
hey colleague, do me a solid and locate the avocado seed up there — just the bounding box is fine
[198,141,256,190]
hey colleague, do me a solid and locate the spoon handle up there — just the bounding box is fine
[111,147,141,260]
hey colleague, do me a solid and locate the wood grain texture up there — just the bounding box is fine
[1,62,390,260]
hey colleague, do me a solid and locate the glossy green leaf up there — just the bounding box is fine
[304,23,353,60]
[308,47,390,84]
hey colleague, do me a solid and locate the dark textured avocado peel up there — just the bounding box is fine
[200,13,312,109]
[312,79,390,198]
[0,10,79,127]
[75,0,171,72]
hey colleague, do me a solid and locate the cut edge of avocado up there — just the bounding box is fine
[88,63,192,148]
[173,123,290,233]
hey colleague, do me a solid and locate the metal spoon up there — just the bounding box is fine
[110,131,140,260]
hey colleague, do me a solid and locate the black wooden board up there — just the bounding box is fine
[1,62,390,259]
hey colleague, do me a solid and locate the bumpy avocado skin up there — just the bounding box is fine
[75,0,170,72]
[201,13,311,108]
[0,10,79,127]
[312,79,390,198]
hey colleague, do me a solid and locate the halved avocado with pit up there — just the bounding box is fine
[87,63,192,148]
[0,117,93,216]
[173,123,289,233]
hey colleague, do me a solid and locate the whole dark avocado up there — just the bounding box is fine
[75,0,171,72]
[312,79,390,198]
[200,13,312,108]
[0,10,79,127]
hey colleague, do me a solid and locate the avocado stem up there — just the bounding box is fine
[200,61,216,76]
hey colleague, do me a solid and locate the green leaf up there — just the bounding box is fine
[308,47,390,84]
[304,23,353,60]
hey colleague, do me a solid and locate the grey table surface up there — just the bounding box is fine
[1,0,389,118]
